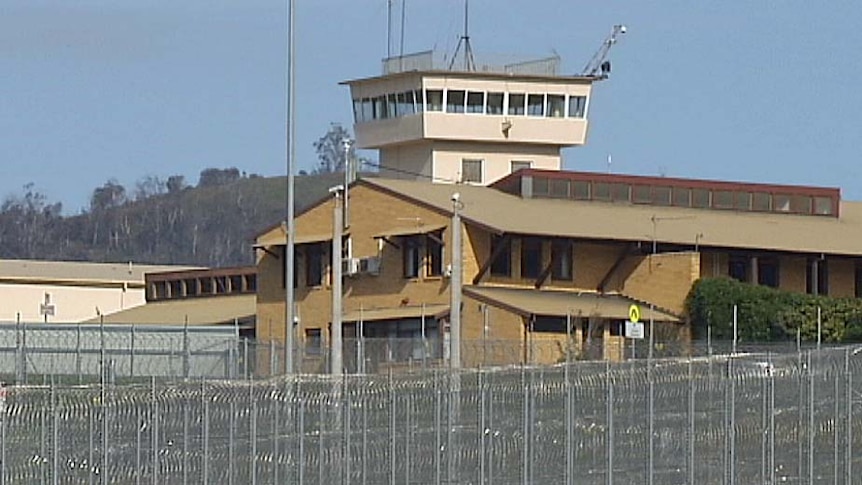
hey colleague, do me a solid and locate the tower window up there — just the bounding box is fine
[486,92,504,114]
[546,95,565,118]
[461,159,483,184]
[466,91,485,113]
[527,94,544,116]
[426,90,443,111]
[446,90,466,113]
[568,96,587,117]
[508,93,525,115]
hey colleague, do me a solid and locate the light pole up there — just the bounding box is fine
[284,0,297,374]
[330,185,345,375]
[450,192,463,369]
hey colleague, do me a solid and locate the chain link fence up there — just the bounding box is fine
[1,344,861,483]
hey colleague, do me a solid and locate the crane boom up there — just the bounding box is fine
[581,24,627,78]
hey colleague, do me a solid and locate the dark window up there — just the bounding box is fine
[486,92,504,114]
[461,159,483,184]
[532,316,566,332]
[692,188,710,208]
[508,93,525,115]
[593,182,610,201]
[403,236,422,278]
[713,191,733,209]
[169,280,182,298]
[856,265,862,298]
[551,179,571,198]
[653,186,672,206]
[490,235,511,277]
[200,277,214,294]
[551,240,572,281]
[774,194,791,212]
[245,274,257,292]
[184,279,198,297]
[532,177,550,197]
[414,90,424,113]
[728,256,749,282]
[426,233,444,277]
[153,281,168,300]
[632,185,650,204]
[373,96,386,119]
[672,187,690,207]
[230,275,244,293]
[521,237,543,279]
[305,329,322,355]
[734,192,752,211]
[814,197,833,215]
[568,96,587,117]
[306,244,324,287]
[446,90,465,113]
[466,91,484,113]
[527,94,544,116]
[791,195,812,214]
[215,276,228,294]
[573,181,590,200]
[387,93,398,117]
[546,95,565,117]
[610,183,629,202]
[753,192,771,211]
[426,90,443,111]
[806,259,829,295]
[758,258,779,288]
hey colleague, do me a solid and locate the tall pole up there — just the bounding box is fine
[450,193,463,369]
[342,138,352,230]
[331,186,344,375]
[284,0,297,374]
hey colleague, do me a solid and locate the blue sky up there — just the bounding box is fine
[2,0,861,213]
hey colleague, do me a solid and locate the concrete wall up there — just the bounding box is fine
[0,283,145,323]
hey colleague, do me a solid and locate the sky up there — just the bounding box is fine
[2,0,862,214]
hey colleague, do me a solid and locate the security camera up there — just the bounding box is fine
[619,25,627,34]
[451,192,461,203]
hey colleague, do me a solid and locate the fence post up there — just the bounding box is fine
[688,357,695,485]
[183,317,190,379]
[76,323,82,384]
[607,361,613,485]
[846,348,853,483]
[808,351,814,485]
[202,380,209,485]
[250,381,257,485]
[52,379,58,485]
[151,377,158,485]
[130,324,135,378]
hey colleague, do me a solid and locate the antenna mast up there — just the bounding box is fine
[581,24,627,78]
[448,0,475,71]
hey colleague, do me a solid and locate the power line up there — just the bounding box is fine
[359,159,459,184]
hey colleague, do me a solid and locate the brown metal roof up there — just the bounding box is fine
[361,178,862,257]
[0,259,199,286]
[342,304,449,323]
[86,294,256,326]
[463,286,680,322]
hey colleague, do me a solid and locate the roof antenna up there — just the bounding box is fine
[447,0,475,71]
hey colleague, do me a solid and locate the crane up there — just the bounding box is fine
[580,24,627,78]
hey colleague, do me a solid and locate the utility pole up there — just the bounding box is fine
[450,193,463,369]
[284,0,297,375]
[342,138,353,229]
[330,186,345,375]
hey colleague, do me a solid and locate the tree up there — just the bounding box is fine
[166,175,187,194]
[198,168,241,187]
[134,175,166,201]
[90,179,126,212]
[313,124,356,174]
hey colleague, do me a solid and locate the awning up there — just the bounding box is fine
[342,304,449,323]
[253,232,348,249]
[463,286,680,323]
[373,224,446,239]
[84,294,256,328]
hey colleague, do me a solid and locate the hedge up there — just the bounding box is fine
[684,278,862,343]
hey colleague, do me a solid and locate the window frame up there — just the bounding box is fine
[461,159,484,184]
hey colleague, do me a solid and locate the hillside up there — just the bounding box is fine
[0,172,352,267]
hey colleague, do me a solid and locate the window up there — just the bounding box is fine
[551,240,572,280]
[200,277,213,294]
[215,276,228,294]
[245,274,257,292]
[551,179,571,198]
[814,197,833,215]
[398,91,415,116]
[387,93,398,118]
[373,96,386,119]
[230,275,243,293]
[632,185,651,204]
[653,186,672,206]
[610,183,629,202]
[352,99,362,122]
[692,188,710,208]
[734,192,752,211]
[546,95,565,117]
[774,194,791,212]
[486,92,504,114]
[533,316,566,333]
[511,160,532,173]
[672,187,691,207]
[753,192,771,211]
[306,243,324,287]
[527,94,544,116]
[573,181,590,200]
[856,264,862,298]
[169,280,182,298]
[806,259,828,295]
[520,237,542,279]
[426,90,443,111]
[446,90,465,113]
[184,279,198,297]
[728,256,749,282]
[414,89,424,113]
[305,329,322,355]
[153,281,168,300]
[713,190,734,209]
[532,177,550,196]
[403,237,422,278]
[508,93,525,115]
[490,235,511,277]
[361,98,373,122]
[461,159,483,184]
[758,258,779,288]
[790,195,812,214]
[593,182,611,201]
[466,91,484,113]
[426,233,444,277]
[568,96,587,117]
[280,247,299,289]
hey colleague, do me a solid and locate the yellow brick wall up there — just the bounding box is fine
[622,251,700,315]
[779,255,807,294]
[462,295,526,367]
[830,257,856,298]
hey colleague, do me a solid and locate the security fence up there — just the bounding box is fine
[1,345,861,483]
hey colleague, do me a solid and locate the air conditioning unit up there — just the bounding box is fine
[359,256,381,275]
[342,257,360,276]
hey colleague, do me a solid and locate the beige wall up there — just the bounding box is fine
[378,144,433,180]
[0,283,145,323]
[432,141,560,185]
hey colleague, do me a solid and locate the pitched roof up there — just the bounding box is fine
[85,294,255,326]
[0,259,200,286]
[463,285,680,322]
[361,178,862,257]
